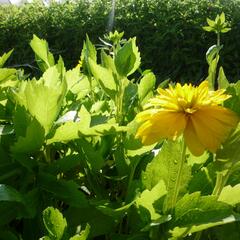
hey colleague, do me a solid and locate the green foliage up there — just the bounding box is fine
[2,0,240,82]
[0,29,240,240]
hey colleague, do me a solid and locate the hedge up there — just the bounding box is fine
[1,0,240,82]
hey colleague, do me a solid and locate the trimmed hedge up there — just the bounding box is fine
[1,0,240,82]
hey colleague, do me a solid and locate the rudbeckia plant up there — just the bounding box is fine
[136,80,239,156]
[1,15,240,240]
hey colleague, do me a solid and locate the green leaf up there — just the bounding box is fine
[136,180,167,221]
[101,50,117,73]
[202,26,214,32]
[206,18,216,27]
[48,120,126,144]
[115,38,141,77]
[38,173,88,208]
[47,121,87,144]
[65,66,81,93]
[12,117,45,153]
[218,66,229,89]
[69,224,90,240]
[96,201,134,218]
[124,120,156,157]
[169,192,239,238]
[65,206,114,238]
[138,72,156,104]
[187,150,209,166]
[42,207,67,240]
[79,139,104,172]
[47,154,81,174]
[0,49,13,68]
[142,140,191,212]
[224,83,240,114]
[219,12,225,24]
[88,58,117,100]
[188,162,215,195]
[30,35,55,71]
[221,27,231,33]
[219,184,240,206]
[0,184,24,203]
[0,68,16,83]
[13,70,66,135]
[81,35,97,76]
[206,45,221,65]
[42,65,60,88]
[215,126,240,170]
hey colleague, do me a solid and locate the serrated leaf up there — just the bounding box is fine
[101,50,117,73]
[136,180,167,221]
[65,66,81,93]
[46,121,91,144]
[79,139,104,172]
[188,162,215,195]
[169,192,238,238]
[0,68,16,83]
[224,83,240,114]
[30,35,55,71]
[215,126,240,169]
[124,120,156,157]
[88,58,117,100]
[47,154,81,174]
[142,140,191,212]
[0,49,13,68]
[14,72,66,135]
[11,117,45,153]
[187,150,209,166]
[170,215,239,239]
[138,72,156,103]
[42,65,60,88]
[219,184,240,206]
[42,207,67,240]
[38,173,88,208]
[115,38,141,77]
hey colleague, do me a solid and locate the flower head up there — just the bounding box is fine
[136,81,239,156]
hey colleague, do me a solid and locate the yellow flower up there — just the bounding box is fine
[136,81,239,156]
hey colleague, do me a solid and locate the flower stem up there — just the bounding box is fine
[212,170,231,197]
[170,141,187,211]
[217,32,221,47]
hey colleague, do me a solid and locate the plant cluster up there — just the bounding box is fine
[1,13,240,238]
[2,0,240,82]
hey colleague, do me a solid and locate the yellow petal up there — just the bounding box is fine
[136,111,186,145]
[184,119,205,156]
[190,106,239,153]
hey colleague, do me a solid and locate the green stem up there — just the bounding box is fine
[217,32,221,47]
[116,78,124,125]
[170,141,187,211]
[212,170,231,197]
[88,76,95,101]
